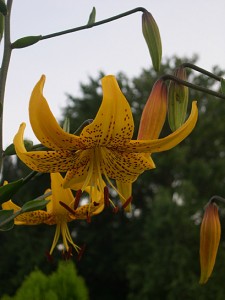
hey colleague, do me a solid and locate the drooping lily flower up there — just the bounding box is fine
[2,173,104,256]
[14,75,198,211]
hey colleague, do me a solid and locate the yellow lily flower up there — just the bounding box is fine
[2,173,104,256]
[13,75,198,211]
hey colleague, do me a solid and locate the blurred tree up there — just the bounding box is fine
[0,56,225,299]
[1,261,89,300]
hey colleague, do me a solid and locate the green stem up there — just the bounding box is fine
[209,195,225,205]
[181,63,221,81]
[161,74,225,100]
[40,7,147,41]
[0,0,13,174]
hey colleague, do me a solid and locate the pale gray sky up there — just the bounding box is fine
[2,0,225,147]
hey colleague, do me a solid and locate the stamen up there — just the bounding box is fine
[59,201,76,215]
[86,213,91,223]
[62,246,73,260]
[74,189,82,210]
[113,206,119,214]
[46,251,54,263]
[122,196,133,209]
[104,186,110,207]
[77,244,86,261]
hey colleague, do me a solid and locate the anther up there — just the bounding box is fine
[122,196,133,210]
[59,201,76,215]
[74,189,82,210]
[77,244,86,261]
[104,186,110,207]
[113,206,119,214]
[46,251,54,263]
[86,213,91,223]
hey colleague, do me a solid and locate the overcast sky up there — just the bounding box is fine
[2,0,225,147]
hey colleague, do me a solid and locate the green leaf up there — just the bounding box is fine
[0,179,24,204]
[0,210,14,231]
[221,78,225,94]
[63,117,70,133]
[21,199,49,213]
[11,35,42,49]
[0,0,7,16]
[87,7,96,25]
[4,139,33,156]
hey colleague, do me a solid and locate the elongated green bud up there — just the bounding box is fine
[220,78,225,94]
[11,35,42,49]
[168,67,189,131]
[142,10,162,72]
[138,79,167,140]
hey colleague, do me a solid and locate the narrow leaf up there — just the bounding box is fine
[63,117,70,133]
[0,210,14,231]
[11,35,42,49]
[21,199,49,213]
[87,7,96,25]
[0,179,24,203]
[0,0,7,16]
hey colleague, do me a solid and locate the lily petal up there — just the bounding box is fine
[100,147,155,184]
[116,181,132,212]
[29,75,83,150]
[48,173,74,217]
[14,123,80,172]
[123,101,198,153]
[2,200,49,225]
[80,75,134,147]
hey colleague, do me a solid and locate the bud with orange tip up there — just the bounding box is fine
[138,79,167,140]
[199,202,221,284]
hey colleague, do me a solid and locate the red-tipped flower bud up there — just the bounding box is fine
[199,202,221,284]
[138,79,167,140]
[142,10,162,72]
[168,67,189,131]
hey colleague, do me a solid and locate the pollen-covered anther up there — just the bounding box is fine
[59,201,76,215]
[122,196,133,210]
[104,186,110,207]
[74,189,82,210]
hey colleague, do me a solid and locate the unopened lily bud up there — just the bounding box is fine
[11,35,42,49]
[168,67,189,132]
[138,79,167,140]
[220,78,225,94]
[142,10,162,72]
[199,202,221,284]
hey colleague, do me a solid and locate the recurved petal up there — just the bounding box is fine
[29,75,83,150]
[124,101,198,153]
[2,200,49,225]
[80,75,134,147]
[14,123,76,172]
[116,181,132,212]
[100,148,155,183]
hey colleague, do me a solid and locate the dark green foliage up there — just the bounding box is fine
[1,56,225,299]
